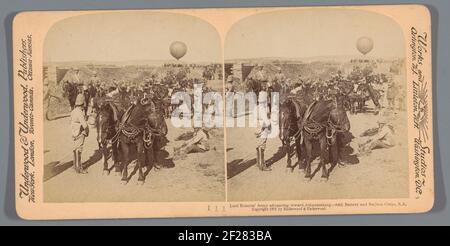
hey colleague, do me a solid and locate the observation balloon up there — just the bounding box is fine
[356,37,373,55]
[169,41,187,60]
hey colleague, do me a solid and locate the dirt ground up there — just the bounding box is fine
[227,106,409,201]
[44,91,408,203]
[43,117,225,203]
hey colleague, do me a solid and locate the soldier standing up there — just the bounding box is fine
[71,94,89,174]
[255,122,272,171]
[386,80,397,110]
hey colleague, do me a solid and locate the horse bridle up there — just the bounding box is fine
[97,112,115,145]
[280,109,302,145]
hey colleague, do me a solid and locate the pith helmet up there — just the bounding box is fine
[75,94,85,106]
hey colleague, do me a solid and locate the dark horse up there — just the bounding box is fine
[141,95,168,170]
[301,95,350,181]
[118,96,167,185]
[327,95,351,169]
[84,84,98,115]
[96,99,123,175]
[279,96,307,172]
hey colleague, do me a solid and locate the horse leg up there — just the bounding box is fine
[336,133,346,167]
[284,142,293,172]
[137,141,146,185]
[101,144,110,175]
[304,139,313,180]
[153,137,162,170]
[320,136,329,182]
[147,145,155,171]
[153,146,161,170]
[329,140,338,169]
[295,138,305,172]
[121,143,130,185]
[112,142,121,175]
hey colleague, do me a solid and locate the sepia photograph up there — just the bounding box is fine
[225,9,409,201]
[11,5,434,219]
[42,12,225,202]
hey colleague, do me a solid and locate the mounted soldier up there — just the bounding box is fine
[291,74,305,95]
[62,68,84,110]
[86,71,99,116]
[273,67,286,85]
[254,65,267,83]
[269,67,285,109]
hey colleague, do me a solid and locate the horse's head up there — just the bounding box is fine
[62,81,74,95]
[125,98,152,128]
[146,109,168,138]
[97,103,115,145]
[279,99,298,145]
[330,95,351,132]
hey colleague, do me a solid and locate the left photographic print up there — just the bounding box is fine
[42,11,225,202]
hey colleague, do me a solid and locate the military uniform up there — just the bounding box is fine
[255,123,272,171]
[70,94,89,174]
[359,117,396,155]
[273,68,286,84]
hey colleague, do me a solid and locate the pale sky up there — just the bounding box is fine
[44,12,221,63]
[225,9,405,60]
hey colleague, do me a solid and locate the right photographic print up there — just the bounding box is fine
[225,9,409,201]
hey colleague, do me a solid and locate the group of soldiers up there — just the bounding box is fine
[62,62,402,174]
[226,64,404,114]
[62,65,219,118]
[225,64,402,172]
[62,65,219,174]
